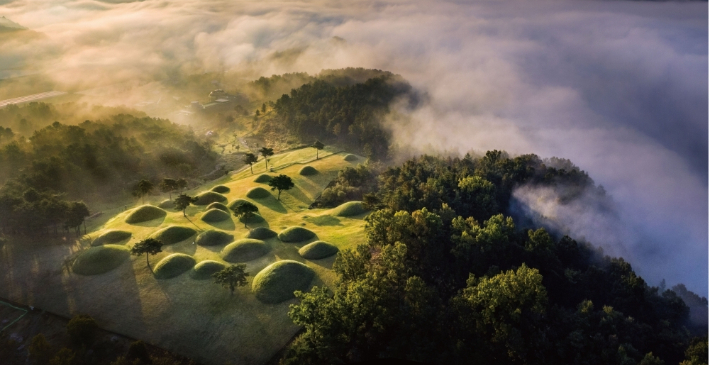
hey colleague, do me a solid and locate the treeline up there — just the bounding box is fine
[0,110,217,235]
[273,74,413,160]
[283,152,707,365]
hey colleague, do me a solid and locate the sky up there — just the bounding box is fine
[0,0,707,295]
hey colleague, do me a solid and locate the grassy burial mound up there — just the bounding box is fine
[221,239,270,263]
[125,205,167,224]
[278,227,316,243]
[252,260,316,304]
[206,202,229,212]
[298,241,339,260]
[343,154,359,162]
[72,245,130,275]
[158,199,175,209]
[299,166,318,176]
[332,201,366,217]
[191,260,227,280]
[201,209,232,223]
[153,253,197,279]
[245,227,278,239]
[92,230,132,246]
[246,187,271,199]
[151,226,197,245]
[194,191,228,205]
[211,185,230,193]
[195,230,234,246]
[254,174,273,183]
[228,198,251,210]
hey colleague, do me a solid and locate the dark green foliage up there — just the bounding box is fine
[245,227,278,239]
[124,205,166,224]
[211,185,230,193]
[66,314,98,346]
[230,200,259,228]
[153,253,196,279]
[173,193,197,216]
[228,198,251,210]
[244,153,258,174]
[299,241,339,260]
[132,179,154,204]
[221,239,270,262]
[313,164,378,208]
[130,238,163,272]
[681,337,708,365]
[150,225,196,245]
[159,178,179,199]
[259,147,274,169]
[213,264,249,295]
[252,260,315,304]
[194,191,227,205]
[268,174,294,200]
[195,229,233,246]
[92,229,132,246]
[28,334,53,364]
[278,227,316,242]
[312,141,324,160]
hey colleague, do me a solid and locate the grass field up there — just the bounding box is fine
[0,147,368,365]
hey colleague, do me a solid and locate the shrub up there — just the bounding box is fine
[66,314,98,345]
[221,239,270,262]
[72,245,130,275]
[245,227,278,239]
[195,230,234,246]
[211,185,230,193]
[125,205,167,224]
[92,230,132,246]
[201,209,231,222]
[298,241,339,260]
[278,227,316,242]
[206,202,229,212]
[254,174,273,183]
[252,260,315,304]
[153,253,196,279]
[150,225,196,245]
[191,260,227,280]
[246,187,271,199]
[332,201,366,217]
[194,191,227,205]
[299,166,317,176]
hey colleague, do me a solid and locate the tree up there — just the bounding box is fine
[213,264,249,295]
[312,140,325,160]
[174,193,197,217]
[244,153,258,174]
[176,178,188,191]
[259,147,274,169]
[132,179,154,204]
[65,201,90,235]
[268,174,294,200]
[261,103,267,113]
[159,178,179,199]
[28,334,53,364]
[66,314,98,346]
[130,238,163,272]
[230,200,259,228]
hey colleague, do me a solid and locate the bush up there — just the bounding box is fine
[254,174,273,183]
[252,260,315,304]
[153,253,196,279]
[191,260,227,280]
[194,191,227,205]
[92,230,132,246]
[206,202,229,212]
[332,201,366,217]
[221,239,270,262]
[299,166,318,176]
[125,205,167,224]
[66,314,98,345]
[211,185,230,193]
[72,245,130,275]
[150,225,196,245]
[201,209,231,222]
[298,241,339,260]
[246,187,271,199]
[278,227,316,242]
[245,227,278,239]
[195,230,234,246]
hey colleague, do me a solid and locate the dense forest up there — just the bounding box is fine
[0,105,217,235]
[282,152,707,365]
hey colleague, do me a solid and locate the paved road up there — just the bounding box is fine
[0,91,67,108]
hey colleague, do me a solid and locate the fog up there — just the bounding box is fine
[0,0,706,294]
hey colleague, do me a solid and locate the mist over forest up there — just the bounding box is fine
[0,0,707,364]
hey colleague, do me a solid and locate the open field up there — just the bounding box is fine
[0,148,368,365]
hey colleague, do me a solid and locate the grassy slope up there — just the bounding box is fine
[0,147,366,365]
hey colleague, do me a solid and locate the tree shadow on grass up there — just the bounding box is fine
[181,216,205,232]
[284,184,313,206]
[164,238,197,256]
[252,196,287,214]
[304,254,337,270]
[304,215,342,226]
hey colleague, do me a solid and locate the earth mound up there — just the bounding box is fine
[195,230,234,246]
[72,245,130,275]
[201,209,231,222]
[228,199,251,210]
[278,227,316,243]
[92,230,132,246]
[245,227,278,239]
[191,260,227,280]
[254,174,273,183]
[246,187,271,199]
[125,205,167,224]
[343,154,359,162]
[211,185,230,193]
[298,241,339,260]
[299,166,317,176]
[252,260,315,304]
[158,199,175,209]
[150,226,196,245]
[153,253,196,279]
[221,239,270,262]
[194,191,227,205]
[332,201,366,217]
[206,202,229,212]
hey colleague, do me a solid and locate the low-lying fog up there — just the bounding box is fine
[1,0,706,294]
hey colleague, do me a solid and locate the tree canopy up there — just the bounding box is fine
[213,264,249,295]
[268,174,294,200]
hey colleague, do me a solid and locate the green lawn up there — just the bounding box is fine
[0,148,368,365]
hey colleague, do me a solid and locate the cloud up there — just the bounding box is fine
[0,0,706,294]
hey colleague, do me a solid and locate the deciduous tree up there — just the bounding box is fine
[268,174,294,200]
[213,264,249,295]
[130,238,163,272]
